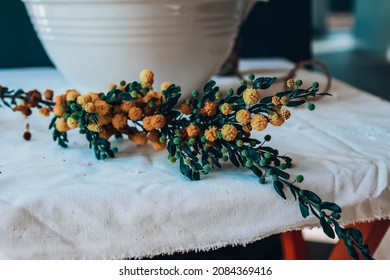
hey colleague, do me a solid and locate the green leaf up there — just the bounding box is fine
[94,148,101,160]
[248,149,260,163]
[249,165,263,178]
[362,252,374,260]
[203,80,216,94]
[106,149,115,158]
[97,138,110,148]
[192,162,203,171]
[59,140,68,148]
[179,157,186,175]
[120,92,132,101]
[169,110,181,119]
[300,190,322,204]
[211,157,221,168]
[201,149,209,166]
[286,100,306,107]
[209,147,222,158]
[253,77,276,89]
[201,90,214,104]
[343,238,359,259]
[236,85,247,96]
[48,116,58,130]
[334,222,343,238]
[275,90,292,97]
[167,140,177,155]
[242,138,261,145]
[299,199,309,218]
[165,96,180,111]
[181,146,193,157]
[258,146,278,154]
[289,185,298,200]
[320,217,335,239]
[236,99,246,106]
[259,96,273,104]
[225,96,241,104]
[1,99,11,108]
[192,171,200,181]
[348,228,364,246]
[309,204,320,219]
[213,117,225,127]
[273,180,286,199]
[320,202,342,213]
[235,149,245,167]
[268,167,290,180]
[248,103,268,112]
[228,148,240,167]
[185,166,193,181]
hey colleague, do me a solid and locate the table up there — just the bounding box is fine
[0,59,389,259]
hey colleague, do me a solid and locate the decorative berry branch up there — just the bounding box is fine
[0,71,373,259]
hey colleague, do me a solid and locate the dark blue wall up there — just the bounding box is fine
[0,0,52,68]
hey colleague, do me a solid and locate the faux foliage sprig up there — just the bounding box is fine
[0,71,372,259]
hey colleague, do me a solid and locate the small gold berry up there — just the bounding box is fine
[56,117,69,132]
[281,96,289,106]
[39,107,51,117]
[44,89,54,100]
[272,96,281,106]
[151,114,166,129]
[66,117,79,129]
[287,79,295,89]
[186,123,200,138]
[280,109,291,120]
[180,103,193,115]
[235,109,251,124]
[128,107,143,121]
[251,114,268,131]
[140,69,154,88]
[243,88,260,105]
[269,116,284,126]
[205,126,219,142]
[221,124,238,141]
[112,114,128,130]
[220,103,233,115]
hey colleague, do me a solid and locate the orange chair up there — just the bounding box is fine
[280,220,390,260]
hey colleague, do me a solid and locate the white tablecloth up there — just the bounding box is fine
[0,59,389,259]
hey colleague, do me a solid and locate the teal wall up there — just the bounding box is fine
[355,0,390,56]
[0,0,52,68]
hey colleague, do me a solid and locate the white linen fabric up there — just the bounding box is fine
[0,60,389,259]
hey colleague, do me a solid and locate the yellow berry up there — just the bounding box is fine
[280,109,291,120]
[205,126,219,142]
[272,96,281,106]
[235,109,251,124]
[140,69,154,88]
[287,79,295,89]
[221,124,238,141]
[251,114,268,131]
[220,103,233,115]
[243,88,260,105]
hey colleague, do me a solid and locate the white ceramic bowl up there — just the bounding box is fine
[22,0,253,95]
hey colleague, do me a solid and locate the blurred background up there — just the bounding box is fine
[1,0,389,259]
